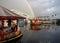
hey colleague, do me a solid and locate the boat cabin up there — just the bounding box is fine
[0,6,25,42]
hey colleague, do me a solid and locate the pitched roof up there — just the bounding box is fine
[0,6,25,19]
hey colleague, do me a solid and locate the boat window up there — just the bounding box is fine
[11,20,17,31]
[4,20,8,27]
[11,20,17,27]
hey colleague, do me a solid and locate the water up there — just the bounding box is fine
[5,24,60,43]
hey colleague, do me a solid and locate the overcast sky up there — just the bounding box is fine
[0,0,60,19]
[28,0,60,19]
[0,0,34,18]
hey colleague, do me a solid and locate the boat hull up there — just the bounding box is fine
[1,33,23,43]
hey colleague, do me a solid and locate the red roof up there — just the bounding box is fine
[0,6,26,19]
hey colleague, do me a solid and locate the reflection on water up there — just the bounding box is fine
[5,24,60,43]
[30,24,51,30]
[29,24,57,32]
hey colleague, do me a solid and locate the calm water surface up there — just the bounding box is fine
[6,24,60,43]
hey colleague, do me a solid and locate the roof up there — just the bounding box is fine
[0,6,25,19]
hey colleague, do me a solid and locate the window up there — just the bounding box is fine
[11,20,17,27]
[11,20,17,31]
[4,20,8,27]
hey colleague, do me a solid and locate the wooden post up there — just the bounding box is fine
[1,29,4,40]
[1,20,4,40]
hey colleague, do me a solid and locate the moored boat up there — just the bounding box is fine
[0,6,25,43]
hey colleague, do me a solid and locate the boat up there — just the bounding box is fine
[0,6,25,42]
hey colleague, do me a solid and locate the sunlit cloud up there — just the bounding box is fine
[46,7,55,12]
[51,0,55,3]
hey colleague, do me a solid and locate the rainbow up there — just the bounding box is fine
[25,0,35,18]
